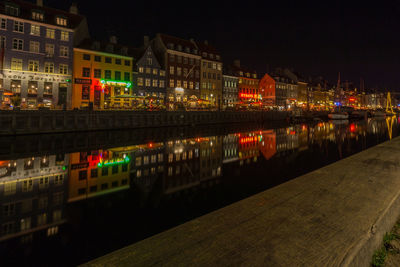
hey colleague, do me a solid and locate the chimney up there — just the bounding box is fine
[144,35,149,46]
[69,2,78,14]
[37,0,43,7]
[233,60,240,68]
[204,40,208,45]
[110,36,117,44]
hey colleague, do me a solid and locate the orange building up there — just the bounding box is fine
[259,73,276,107]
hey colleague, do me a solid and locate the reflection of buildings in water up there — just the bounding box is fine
[275,127,299,155]
[238,132,262,165]
[259,130,277,160]
[223,134,239,163]
[68,149,130,203]
[200,136,222,181]
[162,138,201,194]
[0,154,68,243]
[130,143,165,193]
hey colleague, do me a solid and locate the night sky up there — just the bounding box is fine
[33,0,400,90]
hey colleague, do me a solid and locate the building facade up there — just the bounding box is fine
[0,0,88,109]
[197,40,222,109]
[152,33,201,110]
[222,74,238,108]
[133,39,166,105]
[230,60,259,104]
[259,72,275,107]
[72,38,133,109]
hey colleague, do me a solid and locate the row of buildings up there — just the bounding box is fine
[0,0,393,111]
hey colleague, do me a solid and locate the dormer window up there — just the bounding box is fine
[210,54,214,59]
[5,4,19,16]
[167,43,174,49]
[106,44,114,53]
[177,45,182,51]
[56,16,67,26]
[32,11,44,21]
[185,47,190,53]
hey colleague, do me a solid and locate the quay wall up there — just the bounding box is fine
[0,110,289,135]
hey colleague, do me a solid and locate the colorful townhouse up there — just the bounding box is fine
[259,72,276,107]
[0,0,88,109]
[72,38,133,109]
[229,60,260,105]
[197,40,223,109]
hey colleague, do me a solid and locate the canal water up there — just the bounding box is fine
[0,117,399,266]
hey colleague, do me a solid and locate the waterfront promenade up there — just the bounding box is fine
[83,136,400,266]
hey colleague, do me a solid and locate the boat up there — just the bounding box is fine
[351,110,368,119]
[328,112,349,120]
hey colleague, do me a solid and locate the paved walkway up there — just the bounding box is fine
[82,137,400,267]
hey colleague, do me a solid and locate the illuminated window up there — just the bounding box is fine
[145,79,151,87]
[28,60,39,72]
[32,11,44,21]
[30,25,40,36]
[169,66,174,75]
[29,41,39,53]
[11,58,22,70]
[60,46,68,57]
[152,79,158,87]
[160,70,165,76]
[46,28,55,39]
[159,80,165,88]
[45,43,54,56]
[137,78,144,86]
[56,17,67,26]
[169,79,174,87]
[60,31,69,41]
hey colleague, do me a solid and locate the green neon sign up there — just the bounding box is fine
[100,79,132,88]
[97,156,130,167]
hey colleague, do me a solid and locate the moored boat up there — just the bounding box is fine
[328,112,349,120]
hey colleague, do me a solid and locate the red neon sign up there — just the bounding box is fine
[349,97,356,102]
[240,93,257,98]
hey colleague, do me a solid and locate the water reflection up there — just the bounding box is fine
[0,118,398,266]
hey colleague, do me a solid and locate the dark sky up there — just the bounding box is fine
[35,0,400,90]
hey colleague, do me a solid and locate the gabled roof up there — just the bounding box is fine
[158,33,199,55]
[196,41,221,62]
[1,0,85,29]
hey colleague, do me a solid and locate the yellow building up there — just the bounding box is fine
[72,39,133,109]
[67,149,131,202]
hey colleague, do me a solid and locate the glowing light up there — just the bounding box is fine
[97,156,130,167]
[350,123,356,132]
[100,79,132,88]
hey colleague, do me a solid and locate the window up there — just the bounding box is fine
[169,66,174,75]
[137,78,143,86]
[22,179,33,192]
[183,81,187,89]
[39,177,49,189]
[30,25,40,36]
[105,70,111,79]
[124,72,130,81]
[177,67,181,76]
[112,165,118,174]
[102,166,108,176]
[176,80,181,87]
[44,62,54,73]
[3,203,15,216]
[56,17,67,26]
[101,183,108,190]
[146,67,151,74]
[138,67,144,73]
[54,174,63,185]
[32,11,44,21]
[53,192,63,205]
[45,43,54,56]
[152,79,158,87]
[145,79,151,87]
[0,18,5,30]
[90,168,98,178]
[124,60,130,66]
[12,39,23,50]
[11,58,22,71]
[29,41,39,53]
[83,54,90,60]
[159,80,165,88]
[94,55,101,62]
[94,69,101,78]
[60,31,69,41]
[122,164,128,172]
[82,67,90,77]
[105,57,112,63]
[115,58,121,65]
[183,57,188,64]
[90,185,97,192]
[37,213,47,226]
[53,210,62,222]
[78,188,86,195]
[60,46,68,57]
[13,21,24,33]
[115,71,121,80]
[28,60,39,72]
[46,28,55,39]
[5,4,19,16]
[147,57,152,65]
[59,64,68,74]
[20,217,31,231]
[160,70,165,76]
[169,79,174,87]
